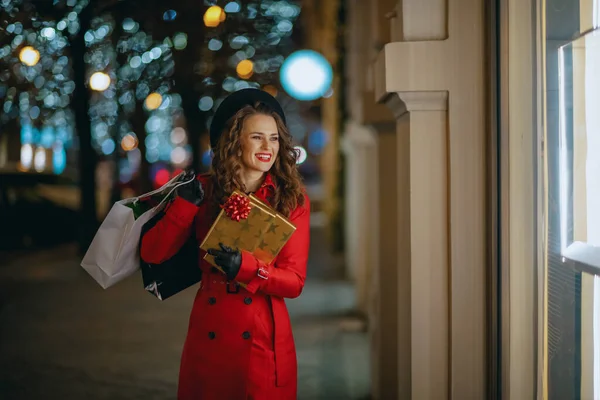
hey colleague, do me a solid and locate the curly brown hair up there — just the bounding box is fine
[209,101,305,217]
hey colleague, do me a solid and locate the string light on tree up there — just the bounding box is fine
[170,127,187,144]
[144,92,163,110]
[19,144,34,170]
[121,134,138,151]
[236,59,254,79]
[19,46,40,66]
[170,146,187,164]
[89,72,111,91]
[34,147,46,172]
[204,6,226,27]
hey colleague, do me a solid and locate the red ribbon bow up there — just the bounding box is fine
[222,193,252,221]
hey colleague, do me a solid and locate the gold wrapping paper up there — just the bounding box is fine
[248,194,296,264]
[198,191,297,282]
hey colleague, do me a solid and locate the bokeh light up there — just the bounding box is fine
[154,168,170,187]
[170,127,187,144]
[280,50,333,101]
[308,129,328,154]
[204,6,225,27]
[263,85,278,97]
[34,147,46,172]
[170,146,187,164]
[20,144,33,170]
[19,46,40,66]
[202,149,213,167]
[89,72,111,91]
[236,59,254,79]
[294,145,307,164]
[163,10,177,21]
[121,134,138,151]
[208,38,223,51]
[173,32,188,50]
[52,144,67,174]
[0,0,304,182]
[224,2,241,13]
[198,96,214,111]
[144,92,163,110]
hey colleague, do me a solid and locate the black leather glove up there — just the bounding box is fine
[208,243,242,281]
[175,171,204,206]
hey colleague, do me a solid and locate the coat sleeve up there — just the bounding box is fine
[235,195,310,298]
[140,196,199,264]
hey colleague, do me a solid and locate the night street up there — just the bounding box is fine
[0,228,369,400]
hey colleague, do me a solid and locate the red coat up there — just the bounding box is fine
[140,174,310,400]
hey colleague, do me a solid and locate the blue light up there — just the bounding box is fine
[159,144,172,161]
[56,127,72,148]
[32,127,41,145]
[21,124,33,144]
[224,2,241,13]
[52,144,66,174]
[280,50,333,101]
[101,138,116,155]
[119,159,133,183]
[308,129,328,154]
[163,10,177,21]
[40,126,55,148]
[208,38,223,51]
[202,149,213,167]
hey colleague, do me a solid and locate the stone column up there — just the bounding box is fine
[344,0,407,397]
[374,0,487,397]
[369,121,399,400]
[341,122,377,312]
[343,0,397,317]
[384,92,450,399]
[364,2,402,399]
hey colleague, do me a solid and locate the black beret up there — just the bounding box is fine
[209,88,286,149]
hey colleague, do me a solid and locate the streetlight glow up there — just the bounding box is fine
[280,50,333,101]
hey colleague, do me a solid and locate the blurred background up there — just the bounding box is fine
[0,0,340,253]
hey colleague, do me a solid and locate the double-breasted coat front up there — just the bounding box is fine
[140,173,310,399]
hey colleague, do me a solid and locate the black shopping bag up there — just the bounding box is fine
[139,209,202,301]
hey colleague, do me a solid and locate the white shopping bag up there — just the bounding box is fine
[81,172,195,289]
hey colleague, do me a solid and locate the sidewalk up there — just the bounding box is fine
[0,228,369,400]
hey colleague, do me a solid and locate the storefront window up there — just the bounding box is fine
[544,0,600,398]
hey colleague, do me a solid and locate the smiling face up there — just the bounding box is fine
[239,113,280,176]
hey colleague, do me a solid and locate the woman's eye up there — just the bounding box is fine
[270,136,279,141]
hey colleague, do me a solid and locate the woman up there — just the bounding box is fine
[140,88,310,400]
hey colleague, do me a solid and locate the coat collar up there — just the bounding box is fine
[260,173,276,190]
[254,173,275,204]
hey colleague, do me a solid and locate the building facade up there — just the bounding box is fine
[342,0,600,398]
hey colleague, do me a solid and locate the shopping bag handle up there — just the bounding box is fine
[155,173,196,209]
[133,171,192,204]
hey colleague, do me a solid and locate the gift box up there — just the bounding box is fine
[199,191,297,280]
[247,194,296,264]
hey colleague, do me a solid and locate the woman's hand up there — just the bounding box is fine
[175,172,204,206]
[207,243,242,281]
